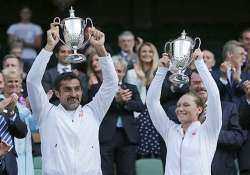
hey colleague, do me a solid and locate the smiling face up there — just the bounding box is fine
[175,94,203,125]
[139,45,154,64]
[4,73,22,96]
[55,79,83,111]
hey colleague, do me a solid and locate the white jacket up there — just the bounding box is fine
[27,49,118,175]
[146,58,222,175]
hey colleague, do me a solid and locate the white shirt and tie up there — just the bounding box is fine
[57,63,71,74]
[27,49,118,175]
[146,58,222,175]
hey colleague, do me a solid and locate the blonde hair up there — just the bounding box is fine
[137,42,159,86]
[2,67,22,81]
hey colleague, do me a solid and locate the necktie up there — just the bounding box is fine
[62,67,68,73]
[0,115,13,150]
[200,104,207,123]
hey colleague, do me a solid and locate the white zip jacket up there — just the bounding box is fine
[146,58,222,175]
[27,49,118,175]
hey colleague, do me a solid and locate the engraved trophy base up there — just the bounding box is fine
[65,53,86,63]
[169,73,189,85]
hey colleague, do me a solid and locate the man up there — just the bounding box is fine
[27,24,118,175]
[212,40,249,108]
[0,94,28,175]
[91,57,144,175]
[239,28,250,72]
[113,31,138,70]
[42,44,88,105]
[7,6,43,73]
[164,70,245,175]
[238,80,250,175]
[202,49,216,71]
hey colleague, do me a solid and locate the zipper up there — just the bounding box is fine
[180,136,184,175]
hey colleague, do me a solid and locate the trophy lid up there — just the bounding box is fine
[69,6,75,18]
[177,30,193,42]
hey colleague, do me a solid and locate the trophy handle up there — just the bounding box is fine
[52,17,72,49]
[79,18,93,49]
[193,37,201,49]
[164,41,172,55]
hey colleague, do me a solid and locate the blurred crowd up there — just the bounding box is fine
[1,5,250,175]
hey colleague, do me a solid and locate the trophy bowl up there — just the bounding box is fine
[53,7,93,63]
[164,30,201,85]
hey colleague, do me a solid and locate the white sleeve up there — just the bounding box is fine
[146,67,177,140]
[86,55,118,122]
[26,49,53,124]
[195,59,222,138]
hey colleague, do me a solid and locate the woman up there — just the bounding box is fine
[1,67,35,175]
[126,42,161,158]
[146,49,222,175]
[126,42,158,103]
[87,51,102,88]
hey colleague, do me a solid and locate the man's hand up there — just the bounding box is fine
[0,94,18,114]
[89,27,107,57]
[159,53,171,68]
[115,88,132,103]
[44,23,60,52]
[0,142,10,157]
[220,61,231,80]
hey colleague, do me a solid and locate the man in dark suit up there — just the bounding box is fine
[238,80,250,175]
[89,57,144,175]
[161,70,245,175]
[0,94,28,175]
[211,40,250,108]
[42,44,88,104]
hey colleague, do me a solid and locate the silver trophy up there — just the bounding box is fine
[164,30,201,85]
[53,7,93,63]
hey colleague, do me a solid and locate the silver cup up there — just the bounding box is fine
[53,7,93,63]
[164,30,201,85]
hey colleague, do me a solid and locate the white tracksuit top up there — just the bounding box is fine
[146,58,222,175]
[27,49,118,175]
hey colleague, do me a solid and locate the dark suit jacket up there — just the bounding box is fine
[165,101,245,175]
[211,68,250,108]
[2,112,28,175]
[42,66,88,104]
[90,82,144,144]
[238,97,250,171]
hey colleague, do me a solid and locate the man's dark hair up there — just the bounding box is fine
[54,72,82,91]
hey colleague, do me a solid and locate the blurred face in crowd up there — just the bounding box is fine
[139,45,154,64]
[190,72,208,101]
[176,94,202,125]
[4,73,22,96]
[55,79,83,111]
[240,31,250,50]
[10,47,22,58]
[57,45,72,65]
[202,50,215,71]
[115,63,126,82]
[0,73,4,94]
[118,35,135,53]
[3,57,21,71]
[91,54,101,73]
[230,46,246,68]
[20,7,32,22]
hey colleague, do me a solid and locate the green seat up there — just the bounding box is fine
[136,158,163,175]
[33,156,42,175]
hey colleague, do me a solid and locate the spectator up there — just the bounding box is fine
[0,94,28,175]
[42,44,88,105]
[7,6,43,73]
[90,57,144,175]
[239,28,250,72]
[0,73,4,94]
[238,80,250,175]
[113,31,138,70]
[202,49,216,71]
[2,67,35,175]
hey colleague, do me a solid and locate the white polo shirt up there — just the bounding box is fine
[27,49,118,175]
[146,58,222,175]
